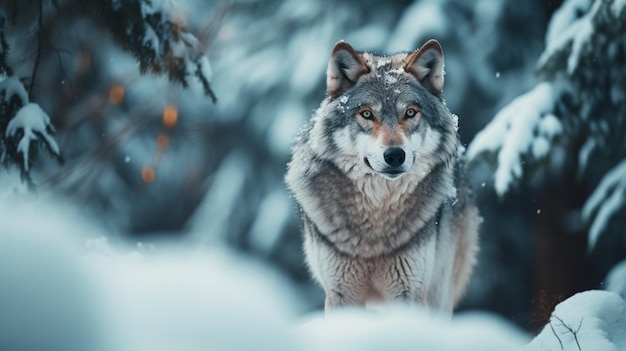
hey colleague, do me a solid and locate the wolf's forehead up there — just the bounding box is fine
[361,52,409,72]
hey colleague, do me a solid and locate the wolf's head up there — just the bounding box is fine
[309,39,458,182]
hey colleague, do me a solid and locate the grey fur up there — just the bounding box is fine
[286,40,480,315]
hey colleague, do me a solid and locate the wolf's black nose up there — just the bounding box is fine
[383,147,406,167]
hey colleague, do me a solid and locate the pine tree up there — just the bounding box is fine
[468,0,626,284]
[0,0,215,188]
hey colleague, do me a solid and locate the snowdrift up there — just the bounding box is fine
[0,200,624,351]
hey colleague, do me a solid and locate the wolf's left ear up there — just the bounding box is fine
[405,39,445,96]
[327,41,370,99]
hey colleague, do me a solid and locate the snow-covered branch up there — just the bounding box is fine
[469,0,626,256]
[582,159,626,249]
[1,76,62,188]
[91,0,217,101]
[538,0,626,77]
[467,83,563,196]
[0,76,27,106]
[5,102,60,168]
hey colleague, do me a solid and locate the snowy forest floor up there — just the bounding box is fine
[1,195,624,351]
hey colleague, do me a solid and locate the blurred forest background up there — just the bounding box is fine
[1,0,624,332]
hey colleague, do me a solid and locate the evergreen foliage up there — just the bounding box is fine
[0,0,215,188]
[470,0,626,270]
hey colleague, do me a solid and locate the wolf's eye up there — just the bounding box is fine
[360,110,374,120]
[405,108,418,119]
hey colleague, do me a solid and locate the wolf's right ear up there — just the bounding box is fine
[326,41,369,99]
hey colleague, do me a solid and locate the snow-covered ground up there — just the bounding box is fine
[526,290,626,351]
[1,198,624,351]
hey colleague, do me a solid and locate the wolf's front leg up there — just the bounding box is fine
[324,289,360,311]
[373,253,429,307]
[322,262,371,313]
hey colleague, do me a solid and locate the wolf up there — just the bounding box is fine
[285,39,480,315]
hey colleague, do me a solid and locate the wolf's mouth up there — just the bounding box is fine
[364,157,405,179]
[364,157,373,170]
[381,169,405,179]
